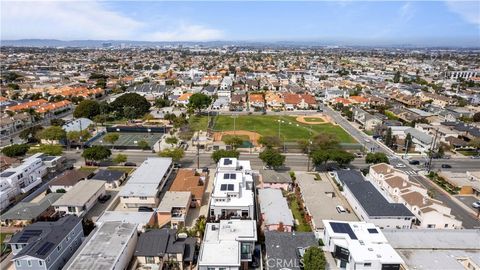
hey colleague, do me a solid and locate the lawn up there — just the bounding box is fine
[189,115,209,131]
[289,196,312,232]
[212,115,355,143]
[107,166,135,175]
[457,150,478,156]
[78,166,98,173]
[303,117,324,123]
[221,134,250,142]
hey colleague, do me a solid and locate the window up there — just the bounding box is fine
[364,263,372,267]
[444,224,448,228]
[27,260,32,267]
[39,261,43,266]
[57,244,61,251]
[146,257,155,264]
[139,196,147,200]
[15,261,21,266]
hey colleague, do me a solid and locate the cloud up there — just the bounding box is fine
[144,23,224,41]
[445,1,480,26]
[0,0,223,41]
[399,2,414,22]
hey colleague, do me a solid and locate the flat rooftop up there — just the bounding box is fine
[119,157,172,197]
[66,222,137,270]
[53,180,104,207]
[157,191,191,212]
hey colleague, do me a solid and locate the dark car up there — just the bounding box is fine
[441,164,452,169]
[138,206,154,212]
[202,167,210,173]
[98,194,111,203]
[124,162,137,167]
[409,160,420,165]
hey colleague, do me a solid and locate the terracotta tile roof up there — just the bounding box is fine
[370,163,393,175]
[401,191,432,208]
[349,96,369,103]
[178,93,193,101]
[36,100,72,114]
[385,176,412,190]
[333,97,351,105]
[283,93,316,105]
[6,99,48,112]
[169,169,207,201]
[249,93,264,103]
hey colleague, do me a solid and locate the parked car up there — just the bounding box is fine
[354,152,363,158]
[98,194,111,203]
[173,163,182,168]
[409,160,420,165]
[336,205,347,213]
[138,206,154,212]
[441,164,452,169]
[395,163,406,168]
[85,161,99,166]
[471,156,480,159]
[124,162,137,167]
[472,201,480,209]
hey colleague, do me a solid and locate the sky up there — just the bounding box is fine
[1,0,479,46]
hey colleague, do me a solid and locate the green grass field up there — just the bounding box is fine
[212,115,355,143]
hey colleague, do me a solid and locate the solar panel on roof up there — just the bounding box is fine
[36,242,55,256]
[227,184,234,191]
[330,222,358,240]
[224,159,232,165]
[367,228,378,234]
[220,184,227,191]
[224,174,230,179]
[230,174,236,179]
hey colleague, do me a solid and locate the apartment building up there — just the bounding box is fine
[10,216,83,270]
[0,154,48,211]
[157,191,191,229]
[335,170,414,229]
[322,220,404,270]
[66,221,138,270]
[198,220,258,270]
[369,163,462,229]
[119,157,173,209]
[209,158,256,220]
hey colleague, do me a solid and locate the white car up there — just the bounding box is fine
[395,163,407,168]
[472,201,480,209]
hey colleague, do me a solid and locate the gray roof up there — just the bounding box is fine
[91,169,125,182]
[62,118,93,132]
[127,83,166,93]
[264,231,318,270]
[336,170,414,217]
[134,229,195,261]
[405,128,433,145]
[258,189,294,227]
[1,193,63,221]
[11,215,82,260]
[260,170,292,184]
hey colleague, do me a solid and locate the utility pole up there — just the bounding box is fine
[427,128,439,172]
[196,130,200,169]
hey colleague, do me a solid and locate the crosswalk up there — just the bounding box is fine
[404,170,417,176]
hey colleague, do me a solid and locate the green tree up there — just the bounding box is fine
[223,136,244,150]
[165,137,178,146]
[137,140,150,150]
[330,150,355,167]
[211,149,240,163]
[384,127,393,147]
[113,153,127,163]
[365,152,389,164]
[38,126,66,144]
[82,146,111,163]
[258,136,281,149]
[310,150,330,169]
[155,98,171,108]
[67,130,91,143]
[393,71,401,83]
[405,133,413,153]
[259,148,285,169]
[19,125,43,143]
[103,133,120,149]
[50,118,65,126]
[33,144,63,156]
[303,246,326,270]
[93,114,108,126]
[473,112,480,122]
[110,93,151,119]
[73,100,101,119]
[187,93,212,114]
[158,148,185,162]
[311,133,339,151]
[1,144,30,157]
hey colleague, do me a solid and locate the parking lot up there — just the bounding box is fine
[296,172,358,230]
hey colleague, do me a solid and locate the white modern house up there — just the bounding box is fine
[369,163,462,229]
[209,158,256,220]
[322,220,405,270]
[198,220,257,270]
[119,157,173,209]
[0,154,47,211]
